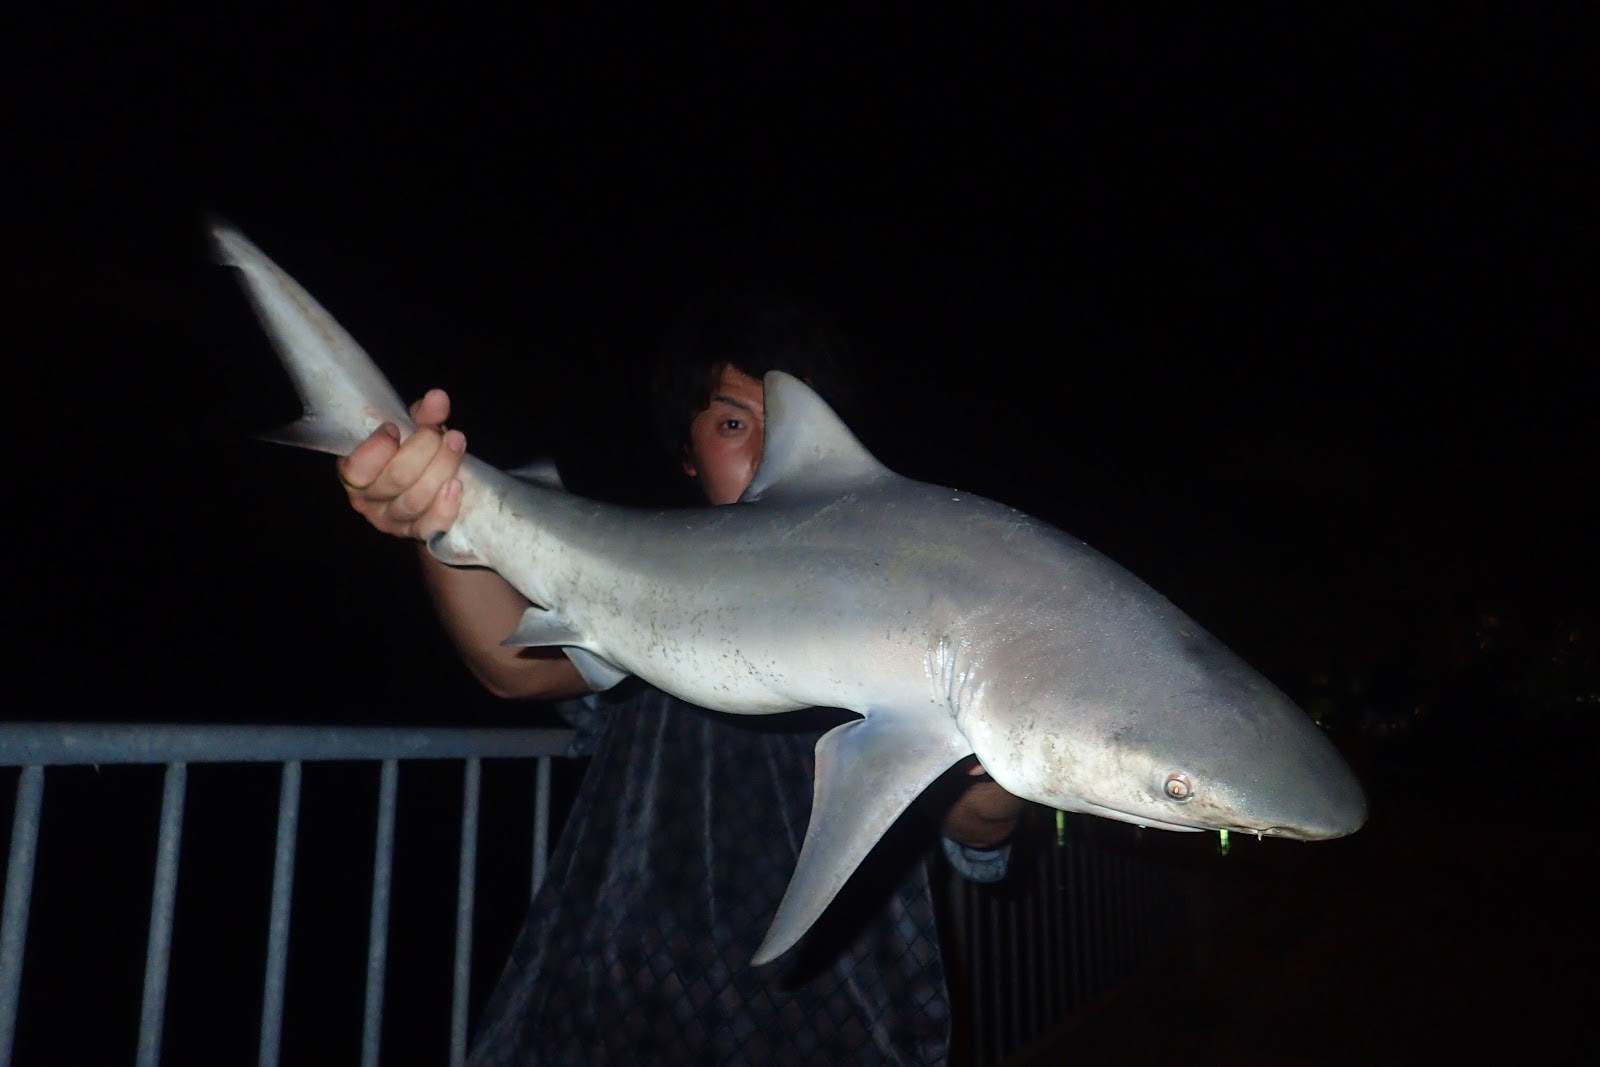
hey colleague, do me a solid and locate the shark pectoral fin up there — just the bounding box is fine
[500,607,631,691]
[750,710,974,966]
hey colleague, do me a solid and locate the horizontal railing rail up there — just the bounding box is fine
[0,723,574,767]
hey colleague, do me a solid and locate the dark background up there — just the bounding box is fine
[3,5,1595,1063]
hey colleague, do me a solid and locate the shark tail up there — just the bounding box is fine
[213,221,415,456]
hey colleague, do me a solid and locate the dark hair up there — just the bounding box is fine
[649,285,856,458]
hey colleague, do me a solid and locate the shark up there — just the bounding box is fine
[215,223,1367,965]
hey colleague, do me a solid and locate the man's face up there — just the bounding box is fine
[682,364,765,506]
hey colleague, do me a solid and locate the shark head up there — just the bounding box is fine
[958,552,1368,842]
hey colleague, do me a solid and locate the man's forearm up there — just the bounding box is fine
[941,779,1024,849]
[417,546,588,701]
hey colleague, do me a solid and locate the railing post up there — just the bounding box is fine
[258,760,301,1067]
[532,756,552,902]
[0,766,45,1067]
[361,759,399,1067]
[449,758,481,1067]
[137,761,188,1067]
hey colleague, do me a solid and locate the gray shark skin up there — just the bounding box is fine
[216,224,1367,966]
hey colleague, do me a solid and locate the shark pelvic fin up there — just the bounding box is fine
[750,709,974,966]
[501,606,631,691]
[740,372,890,503]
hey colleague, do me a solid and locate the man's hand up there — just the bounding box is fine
[941,757,1025,849]
[337,388,465,541]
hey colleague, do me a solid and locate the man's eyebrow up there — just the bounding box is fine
[709,393,759,413]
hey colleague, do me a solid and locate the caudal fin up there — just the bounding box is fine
[214,222,413,456]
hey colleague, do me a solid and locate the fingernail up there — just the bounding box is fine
[444,430,465,453]
[378,422,401,441]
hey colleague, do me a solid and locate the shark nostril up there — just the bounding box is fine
[1163,771,1195,802]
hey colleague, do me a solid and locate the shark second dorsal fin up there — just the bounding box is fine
[739,372,891,504]
[507,459,565,491]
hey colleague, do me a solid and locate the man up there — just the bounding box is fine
[338,296,1023,1064]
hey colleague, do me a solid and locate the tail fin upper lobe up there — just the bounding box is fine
[215,223,413,456]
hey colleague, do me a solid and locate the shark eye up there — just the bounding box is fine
[1163,771,1195,802]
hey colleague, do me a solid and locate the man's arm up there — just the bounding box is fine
[938,761,1023,884]
[941,758,1025,849]
[339,389,590,702]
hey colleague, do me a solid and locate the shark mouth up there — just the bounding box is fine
[1071,801,1304,839]
[1072,800,1206,833]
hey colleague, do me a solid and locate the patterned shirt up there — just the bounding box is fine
[468,683,1007,1066]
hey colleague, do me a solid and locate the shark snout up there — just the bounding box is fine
[1252,767,1369,841]
[1256,817,1361,842]
[1308,788,1369,840]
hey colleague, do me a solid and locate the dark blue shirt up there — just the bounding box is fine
[469,684,1006,1066]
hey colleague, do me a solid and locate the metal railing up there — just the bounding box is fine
[0,723,574,1067]
[2,723,1193,1067]
[942,810,1198,1066]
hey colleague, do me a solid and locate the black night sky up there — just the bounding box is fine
[4,6,1596,1062]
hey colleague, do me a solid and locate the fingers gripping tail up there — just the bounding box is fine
[213,222,414,456]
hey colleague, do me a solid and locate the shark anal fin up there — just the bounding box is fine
[562,648,630,691]
[750,710,974,966]
[500,606,631,691]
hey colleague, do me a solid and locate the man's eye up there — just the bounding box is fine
[721,419,743,431]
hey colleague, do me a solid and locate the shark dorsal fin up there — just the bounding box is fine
[739,372,890,503]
